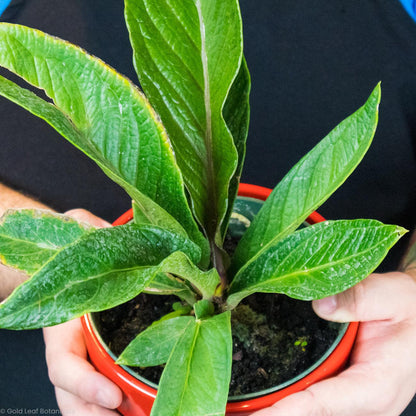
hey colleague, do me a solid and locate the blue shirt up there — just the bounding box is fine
[399,0,416,21]
[0,0,11,17]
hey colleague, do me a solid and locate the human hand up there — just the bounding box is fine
[43,209,123,415]
[251,272,416,416]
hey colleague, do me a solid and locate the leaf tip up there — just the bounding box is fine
[372,82,382,106]
[115,356,128,366]
[397,226,408,238]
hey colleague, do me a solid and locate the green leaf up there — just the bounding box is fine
[125,0,243,243]
[148,254,220,301]
[228,219,406,309]
[0,209,91,274]
[193,299,214,319]
[0,24,208,262]
[151,312,232,416]
[134,205,220,300]
[144,273,197,305]
[169,260,220,301]
[232,84,381,271]
[0,224,200,329]
[117,316,194,367]
[222,57,251,238]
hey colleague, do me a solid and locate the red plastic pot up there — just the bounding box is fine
[81,183,359,416]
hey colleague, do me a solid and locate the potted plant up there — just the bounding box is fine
[80,182,361,416]
[0,1,405,415]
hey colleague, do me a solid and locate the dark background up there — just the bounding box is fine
[0,0,415,414]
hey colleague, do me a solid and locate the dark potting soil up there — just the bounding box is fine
[94,292,341,397]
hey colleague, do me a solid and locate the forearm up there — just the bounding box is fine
[0,183,51,300]
[0,183,50,216]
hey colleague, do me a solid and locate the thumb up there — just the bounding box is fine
[312,272,416,323]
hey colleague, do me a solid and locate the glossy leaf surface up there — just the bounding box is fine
[228,220,406,308]
[151,312,232,416]
[222,57,251,238]
[117,316,193,367]
[0,224,200,329]
[0,24,208,260]
[125,0,242,242]
[0,209,90,275]
[232,84,381,271]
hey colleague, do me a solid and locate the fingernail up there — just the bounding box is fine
[315,295,338,315]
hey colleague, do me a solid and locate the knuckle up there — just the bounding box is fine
[64,208,89,219]
[65,208,110,228]
[346,279,367,318]
[387,272,416,321]
[45,358,60,387]
[65,208,86,215]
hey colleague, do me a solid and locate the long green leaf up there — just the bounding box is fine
[0,209,91,275]
[117,316,194,367]
[232,84,381,271]
[0,24,208,262]
[228,219,406,309]
[0,224,200,329]
[125,0,242,243]
[151,312,232,416]
[222,57,251,238]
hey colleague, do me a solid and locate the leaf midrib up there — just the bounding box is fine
[0,263,154,325]
[249,228,396,291]
[0,232,61,251]
[235,100,378,270]
[177,319,201,416]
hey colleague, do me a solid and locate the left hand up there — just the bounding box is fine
[250,272,416,416]
[43,319,123,415]
[43,209,123,415]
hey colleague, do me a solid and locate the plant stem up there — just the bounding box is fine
[210,240,228,297]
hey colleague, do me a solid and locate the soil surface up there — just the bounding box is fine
[94,292,341,397]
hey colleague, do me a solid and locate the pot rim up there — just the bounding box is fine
[82,182,359,413]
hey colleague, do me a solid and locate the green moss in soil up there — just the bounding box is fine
[94,292,341,397]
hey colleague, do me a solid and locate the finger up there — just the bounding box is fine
[44,320,123,409]
[48,350,123,409]
[65,208,112,228]
[312,272,416,323]
[250,365,410,416]
[56,386,121,416]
